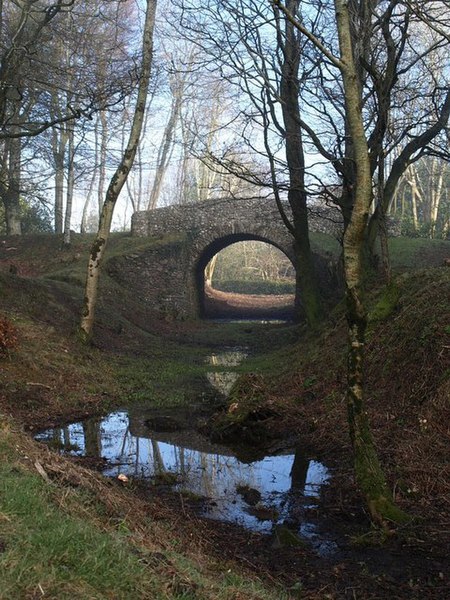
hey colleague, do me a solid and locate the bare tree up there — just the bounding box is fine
[0,0,140,234]
[286,0,450,255]
[178,0,324,325]
[271,0,410,526]
[80,0,157,340]
[147,54,191,209]
[392,156,450,237]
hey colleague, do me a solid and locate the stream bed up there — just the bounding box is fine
[35,347,337,555]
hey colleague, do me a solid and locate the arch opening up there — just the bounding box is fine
[196,235,296,320]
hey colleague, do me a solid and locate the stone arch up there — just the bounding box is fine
[128,197,339,320]
[192,232,296,319]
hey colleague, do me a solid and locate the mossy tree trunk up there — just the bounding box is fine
[334,0,407,526]
[80,0,157,341]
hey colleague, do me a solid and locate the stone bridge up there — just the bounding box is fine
[107,197,338,320]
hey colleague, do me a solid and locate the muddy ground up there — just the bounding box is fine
[204,285,296,320]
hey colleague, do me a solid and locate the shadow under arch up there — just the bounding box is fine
[195,233,297,320]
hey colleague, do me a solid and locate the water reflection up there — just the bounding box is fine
[36,411,334,553]
[206,347,248,396]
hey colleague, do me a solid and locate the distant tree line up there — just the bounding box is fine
[208,240,296,295]
[1,1,447,246]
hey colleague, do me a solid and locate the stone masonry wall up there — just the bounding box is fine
[124,198,343,318]
[111,197,397,319]
[131,197,344,240]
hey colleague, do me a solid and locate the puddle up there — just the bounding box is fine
[206,347,248,395]
[35,410,337,555]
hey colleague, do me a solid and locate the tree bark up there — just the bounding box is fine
[52,122,68,235]
[80,0,157,340]
[147,87,183,210]
[63,126,75,245]
[335,0,407,526]
[97,111,108,219]
[277,0,323,326]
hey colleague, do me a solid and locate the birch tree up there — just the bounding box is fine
[272,0,409,526]
[392,157,450,237]
[80,0,157,340]
[0,0,75,234]
[0,0,140,234]
[147,72,184,209]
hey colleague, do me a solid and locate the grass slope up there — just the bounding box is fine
[0,421,288,600]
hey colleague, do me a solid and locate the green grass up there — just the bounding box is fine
[0,426,290,600]
[214,279,296,295]
[310,233,449,272]
[310,231,341,257]
[116,355,208,407]
[368,282,401,323]
[0,466,161,599]
[388,237,449,271]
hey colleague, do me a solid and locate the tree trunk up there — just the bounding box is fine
[335,0,407,526]
[429,160,444,238]
[80,165,97,234]
[367,89,450,249]
[407,166,422,232]
[97,110,108,219]
[205,253,218,287]
[279,0,322,326]
[63,127,75,245]
[147,92,183,210]
[52,125,68,235]
[377,154,391,283]
[5,202,21,235]
[5,135,22,235]
[80,0,157,340]
[81,116,101,233]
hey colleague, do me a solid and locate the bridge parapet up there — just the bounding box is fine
[132,197,289,238]
[131,196,343,240]
[109,198,398,320]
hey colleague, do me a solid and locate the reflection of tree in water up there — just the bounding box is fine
[151,440,166,473]
[290,450,309,492]
[50,426,77,452]
[91,430,307,523]
[51,427,62,447]
[279,448,310,530]
[37,411,328,539]
[63,426,71,449]
[206,349,247,396]
[82,418,101,457]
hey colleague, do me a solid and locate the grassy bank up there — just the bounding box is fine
[0,420,289,600]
